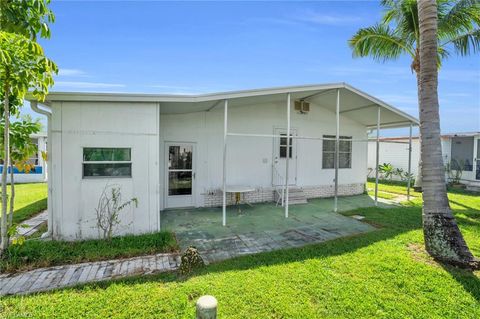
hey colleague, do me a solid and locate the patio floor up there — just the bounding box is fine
[161,195,393,262]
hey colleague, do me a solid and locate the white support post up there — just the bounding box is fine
[334,89,340,212]
[375,106,381,206]
[222,100,228,226]
[285,93,291,218]
[407,123,413,200]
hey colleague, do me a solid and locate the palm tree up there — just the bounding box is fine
[349,0,479,267]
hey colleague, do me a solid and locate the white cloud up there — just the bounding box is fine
[149,84,210,94]
[439,69,480,82]
[54,81,126,89]
[296,10,363,26]
[57,68,86,77]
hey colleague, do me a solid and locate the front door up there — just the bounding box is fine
[165,143,195,208]
[273,128,297,186]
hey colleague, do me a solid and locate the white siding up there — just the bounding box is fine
[160,100,368,208]
[50,101,160,240]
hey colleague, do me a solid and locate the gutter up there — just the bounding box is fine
[30,101,53,238]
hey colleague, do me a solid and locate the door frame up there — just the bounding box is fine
[272,127,298,186]
[164,141,196,208]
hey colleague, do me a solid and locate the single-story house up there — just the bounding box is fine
[28,83,418,240]
[0,132,48,183]
[367,132,480,188]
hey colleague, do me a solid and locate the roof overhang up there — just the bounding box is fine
[27,82,419,129]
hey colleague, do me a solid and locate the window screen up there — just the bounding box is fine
[83,147,132,178]
[322,135,352,169]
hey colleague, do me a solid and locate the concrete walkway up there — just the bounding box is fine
[17,210,48,237]
[0,253,180,296]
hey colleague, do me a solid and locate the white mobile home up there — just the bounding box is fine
[0,133,48,184]
[28,83,418,240]
[368,132,480,188]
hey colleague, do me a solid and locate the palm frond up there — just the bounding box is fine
[438,0,480,40]
[445,29,480,55]
[349,24,415,61]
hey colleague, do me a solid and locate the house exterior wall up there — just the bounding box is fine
[50,99,370,240]
[367,136,479,185]
[50,101,160,240]
[160,100,368,208]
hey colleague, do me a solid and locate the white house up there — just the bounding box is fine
[0,132,48,184]
[28,83,418,240]
[368,132,480,188]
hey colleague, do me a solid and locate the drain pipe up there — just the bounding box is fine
[30,101,53,238]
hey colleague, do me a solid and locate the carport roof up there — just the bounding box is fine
[28,82,419,129]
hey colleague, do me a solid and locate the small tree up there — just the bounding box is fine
[95,184,138,240]
[0,116,42,228]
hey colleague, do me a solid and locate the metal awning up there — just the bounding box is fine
[28,82,419,128]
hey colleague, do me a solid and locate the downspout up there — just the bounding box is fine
[30,101,53,238]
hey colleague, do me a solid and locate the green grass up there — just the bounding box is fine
[1,185,479,318]
[0,231,178,272]
[0,182,48,224]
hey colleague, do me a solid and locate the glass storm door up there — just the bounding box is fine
[273,128,297,186]
[166,143,195,208]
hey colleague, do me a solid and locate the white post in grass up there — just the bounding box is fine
[222,99,228,226]
[285,93,291,218]
[407,122,413,201]
[196,295,217,319]
[375,106,381,206]
[334,89,340,213]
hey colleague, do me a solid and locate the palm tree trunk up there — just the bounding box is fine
[418,0,477,268]
[1,82,10,253]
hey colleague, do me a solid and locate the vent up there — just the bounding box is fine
[294,100,310,114]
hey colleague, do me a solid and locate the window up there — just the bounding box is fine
[83,148,132,178]
[279,134,293,158]
[27,138,39,165]
[322,135,352,169]
[451,137,474,171]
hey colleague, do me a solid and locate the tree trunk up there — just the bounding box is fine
[1,83,10,253]
[418,0,477,268]
[8,160,14,227]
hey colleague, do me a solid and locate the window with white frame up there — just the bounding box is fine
[322,135,352,169]
[83,147,132,178]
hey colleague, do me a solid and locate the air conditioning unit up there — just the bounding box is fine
[294,100,310,114]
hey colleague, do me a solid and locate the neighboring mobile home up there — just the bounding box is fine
[0,133,48,184]
[28,83,418,240]
[368,132,480,188]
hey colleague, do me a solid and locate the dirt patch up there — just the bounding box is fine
[406,243,441,268]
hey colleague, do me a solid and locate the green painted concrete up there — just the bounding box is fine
[162,195,392,261]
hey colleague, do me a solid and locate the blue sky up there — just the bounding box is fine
[29,1,479,135]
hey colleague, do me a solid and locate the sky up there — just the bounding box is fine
[26,0,480,136]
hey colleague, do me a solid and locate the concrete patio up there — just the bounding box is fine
[162,195,393,262]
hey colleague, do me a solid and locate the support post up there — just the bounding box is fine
[334,89,340,212]
[222,100,228,226]
[285,93,291,218]
[407,123,413,200]
[375,106,381,206]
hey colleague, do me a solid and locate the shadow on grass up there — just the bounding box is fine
[8,202,480,303]
[13,198,47,224]
[37,206,424,295]
[440,264,480,302]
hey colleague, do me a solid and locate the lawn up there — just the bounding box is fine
[1,184,479,318]
[0,182,48,224]
[0,231,178,272]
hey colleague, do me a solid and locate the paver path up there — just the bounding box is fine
[0,253,180,296]
[17,210,48,237]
